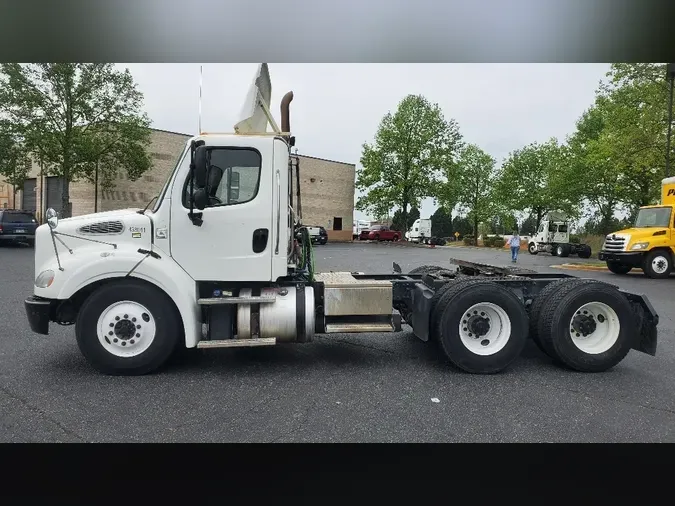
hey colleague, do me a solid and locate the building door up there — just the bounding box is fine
[22,179,37,212]
[46,176,64,215]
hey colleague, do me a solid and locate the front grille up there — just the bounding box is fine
[602,235,627,252]
[77,220,125,235]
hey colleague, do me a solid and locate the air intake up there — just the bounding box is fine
[77,220,125,235]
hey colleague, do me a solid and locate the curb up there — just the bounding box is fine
[551,263,608,272]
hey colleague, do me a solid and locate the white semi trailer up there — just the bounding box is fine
[24,64,658,376]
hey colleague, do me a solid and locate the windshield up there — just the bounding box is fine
[634,207,672,228]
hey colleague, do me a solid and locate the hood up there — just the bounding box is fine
[34,209,153,276]
[611,227,670,238]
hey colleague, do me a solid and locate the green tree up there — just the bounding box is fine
[431,206,453,237]
[355,94,463,228]
[454,144,499,238]
[391,206,420,232]
[451,215,472,237]
[495,138,576,228]
[520,214,538,235]
[0,120,30,207]
[0,64,152,217]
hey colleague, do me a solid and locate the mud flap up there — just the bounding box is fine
[411,284,434,342]
[622,291,658,356]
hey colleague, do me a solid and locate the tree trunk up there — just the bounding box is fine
[535,208,543,229]
[473,215,479,241]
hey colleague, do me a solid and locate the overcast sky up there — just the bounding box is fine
[118,63,610,222]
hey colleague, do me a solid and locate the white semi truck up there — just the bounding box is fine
[405,218,432,244]
[527,212,592,258]
[24,64,658,376]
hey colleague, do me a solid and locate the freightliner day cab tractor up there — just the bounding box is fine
[599,177,675,279]
[527,211,592,258]
[24,64,659,376]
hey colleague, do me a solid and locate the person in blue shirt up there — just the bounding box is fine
[506,230,521,263]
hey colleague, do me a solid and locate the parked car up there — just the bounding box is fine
[296,225,328,245]
[363,225,401,242]
[0,209,38,247]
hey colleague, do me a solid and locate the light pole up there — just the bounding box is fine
[666,63,675,178]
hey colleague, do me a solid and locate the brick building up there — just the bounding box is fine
[3,128,356,242]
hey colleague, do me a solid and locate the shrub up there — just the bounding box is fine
[463,235,476,246]
[569,234,581,244]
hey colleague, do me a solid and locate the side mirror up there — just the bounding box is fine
[229,171,240,201]
[193,188,208,210]
[193,146,208,188]
[46,208,58,230]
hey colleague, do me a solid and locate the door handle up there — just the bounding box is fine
[275,170,281,255]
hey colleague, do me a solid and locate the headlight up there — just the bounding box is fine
[35,269,55,288]
[630,242,650,251]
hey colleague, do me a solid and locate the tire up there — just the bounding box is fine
[642,249,672,279]
[528,243,538,255]
[528,278,601,358]
[578,244,592,259]
[606,261,632,275]
[409,265,445,275]
[374,234,380,241]
[393,234,400,242]
[556,244,570,258]
[537,281,637,372]
[432,280,529,374]
[75,279,183,375]
[550,246,558,257]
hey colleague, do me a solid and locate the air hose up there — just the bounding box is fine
[298,227,315,282]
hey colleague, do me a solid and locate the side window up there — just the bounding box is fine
[538,224,544,233]
[183,148,262,208]
[558,224,568,233]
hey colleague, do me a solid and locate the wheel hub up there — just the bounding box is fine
[97,301,156,357]
[571,313,597,337]
[467,315,490,337]
[114,319,136,340]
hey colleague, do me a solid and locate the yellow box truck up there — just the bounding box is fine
[599,176,675,278]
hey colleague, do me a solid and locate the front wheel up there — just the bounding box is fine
[76,279,183,375]
[643,250,672,279]
[606,261,632,275]
[528,243,538,255]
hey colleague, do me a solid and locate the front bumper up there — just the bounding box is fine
[598,251,645,266]
[25,296,51,335]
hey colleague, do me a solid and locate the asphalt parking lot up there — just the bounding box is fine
[1,241,674,442]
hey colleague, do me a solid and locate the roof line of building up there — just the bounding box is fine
[150,127,355,167]
[149,126,193,137]
[295,153,356,167]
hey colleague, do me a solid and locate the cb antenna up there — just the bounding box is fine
[198,64,203,134]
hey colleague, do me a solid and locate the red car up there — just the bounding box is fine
[361,225,401,242]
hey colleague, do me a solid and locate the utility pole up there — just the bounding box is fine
[666,63,675,178]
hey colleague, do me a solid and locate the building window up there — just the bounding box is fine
[333,217,343,231]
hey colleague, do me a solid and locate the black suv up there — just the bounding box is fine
[0,209,38,246]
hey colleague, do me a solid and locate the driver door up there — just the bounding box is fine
[169,137,274,282]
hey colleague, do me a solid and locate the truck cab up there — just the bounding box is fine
[527,212,591,258]
[405,218,432,244]
[599,177,675,278]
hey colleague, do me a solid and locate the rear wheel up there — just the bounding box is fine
[76,279,182,375]
[606,261,632,275]
[578,244,592,259]
[528,243,538,255]
[432,280,529,374]
[393,234,400,242]
[409,265,446,275]
[556,244,570,257]
[642,250,672,279]
[536,281,636,372]
[528,279,601,358]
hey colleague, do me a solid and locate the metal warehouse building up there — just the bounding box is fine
[5,128,356,242]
